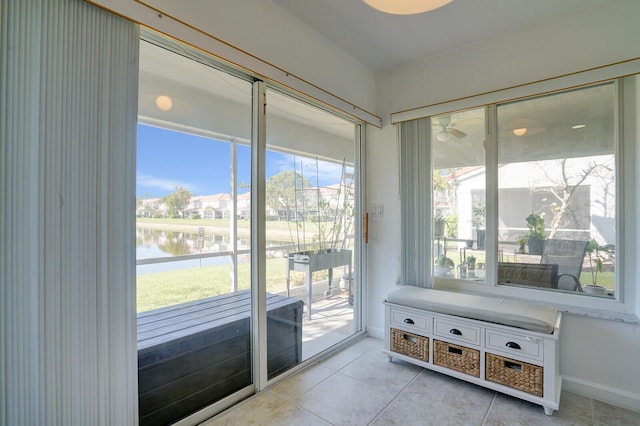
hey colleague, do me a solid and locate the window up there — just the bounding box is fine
[432,108,486,282]
[496,84,615,297]
[430,82,619,300]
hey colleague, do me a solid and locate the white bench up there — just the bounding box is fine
[384,286,562,415]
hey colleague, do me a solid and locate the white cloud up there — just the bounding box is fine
[274,155,345,185]
[137,172,198,193]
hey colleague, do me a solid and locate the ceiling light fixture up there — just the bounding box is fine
[436,129,450,141]
[513,128,528,136]
[155,95,173,111]
[363,0,454,15]
[571,124,586,129]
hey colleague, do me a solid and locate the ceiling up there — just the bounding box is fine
[272,0,612,72]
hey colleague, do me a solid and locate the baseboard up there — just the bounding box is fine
[366,325,385,340]
[562,375,640,413]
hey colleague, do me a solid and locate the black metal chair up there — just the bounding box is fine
[540,239,589,292]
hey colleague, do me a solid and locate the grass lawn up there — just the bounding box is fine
[137,257,313,312]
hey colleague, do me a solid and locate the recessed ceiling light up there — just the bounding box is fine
[571,124,586,129]
[513,128,527,136]
[363,0,454,15]
[155,95,173,111]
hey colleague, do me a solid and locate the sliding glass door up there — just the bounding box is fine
[135,33,363,424]
[265,89,361,364]
[136,39,254,425]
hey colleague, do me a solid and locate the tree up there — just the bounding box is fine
[162,186,192,218]
[536,159,613,239]
[266,171,311,221]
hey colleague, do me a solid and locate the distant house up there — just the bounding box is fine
[450,155,614,245]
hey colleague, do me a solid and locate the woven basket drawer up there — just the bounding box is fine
[433,340,480,377]
[391,328,429,362]
[486,353,543,396]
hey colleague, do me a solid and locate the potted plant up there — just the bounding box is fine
[525,213,546,255]
[434,254,455,276]
[466,255,476,271]
[472,204,486,250]
[434,214,447,237]
[583,239,614,294]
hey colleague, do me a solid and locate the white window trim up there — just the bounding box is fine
[398,63,640,322]
[391,58,640,124]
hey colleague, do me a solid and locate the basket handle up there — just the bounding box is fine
[447,346,463,355]
[504,360,523,372]
[403,333,418,344]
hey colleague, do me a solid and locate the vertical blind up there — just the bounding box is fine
[399,118,432,287]
[1,0,139,424]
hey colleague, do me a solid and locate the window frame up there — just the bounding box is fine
[396,64,640,321]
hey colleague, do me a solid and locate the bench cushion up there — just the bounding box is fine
[386,286,557,334]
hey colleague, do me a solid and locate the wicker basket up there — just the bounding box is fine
[486,353,543,396]
[433,340,480,377]
[391,328,429,362]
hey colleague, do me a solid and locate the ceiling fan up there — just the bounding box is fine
[432,115,467,141]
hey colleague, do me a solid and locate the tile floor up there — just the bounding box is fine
[202,337,640,426]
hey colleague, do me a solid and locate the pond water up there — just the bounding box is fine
[136,226,289,274]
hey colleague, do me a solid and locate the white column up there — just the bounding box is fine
[0,0,139,424]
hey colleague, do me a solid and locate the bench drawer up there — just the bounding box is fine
[390,308,431,334]
[485,330,543,361]
[434,317,481,346]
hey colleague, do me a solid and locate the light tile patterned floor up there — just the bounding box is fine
[202,337,640,426]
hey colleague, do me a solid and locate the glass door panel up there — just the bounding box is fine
[265,88,361,371]
[136,39,252,424]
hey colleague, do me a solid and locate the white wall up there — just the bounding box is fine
[365,124,403,340]
[92,0,378,118]
[376,0,640,120]
[163,0,377,113]
[368,0,640,411]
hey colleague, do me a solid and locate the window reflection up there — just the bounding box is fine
[432,108,486,282]
[497,83,616,296]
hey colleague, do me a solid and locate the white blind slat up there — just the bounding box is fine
[1,0,138,424]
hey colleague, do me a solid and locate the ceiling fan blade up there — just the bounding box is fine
[451,117,482,127]
[448,128,467,138]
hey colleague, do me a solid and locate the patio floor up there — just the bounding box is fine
[280,277,356,360]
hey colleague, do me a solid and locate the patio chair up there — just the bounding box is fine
[540,239,589,292]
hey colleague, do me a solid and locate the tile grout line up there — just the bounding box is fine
[291,341,384,424]
[367,366,425,425]
[481,392,498,426]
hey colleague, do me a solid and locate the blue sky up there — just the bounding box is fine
[137,124,344,198]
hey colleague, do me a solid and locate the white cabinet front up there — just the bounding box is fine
[433,317,481,346]
[485,329,544,362]
[390,308,431,334]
